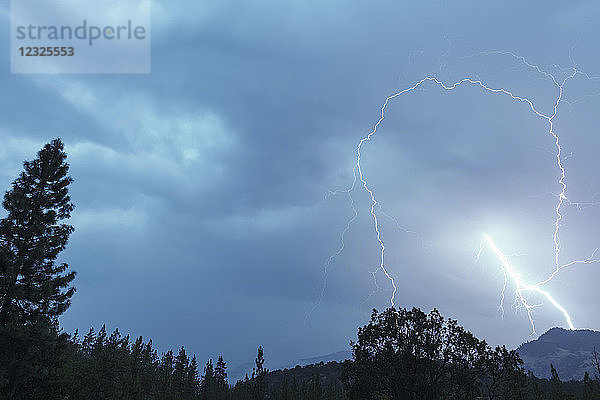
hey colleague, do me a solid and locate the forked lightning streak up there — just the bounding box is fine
[311,53,600,333]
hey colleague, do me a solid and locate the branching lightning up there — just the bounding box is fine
[310,51,600,334]
[481,234,574,332]
[304,168,359,324]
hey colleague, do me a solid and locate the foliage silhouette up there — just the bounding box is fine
[342,307,527,400]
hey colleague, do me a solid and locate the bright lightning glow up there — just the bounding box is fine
[482,234,575,333]
[310,51,600,333]
[348,72,568,310]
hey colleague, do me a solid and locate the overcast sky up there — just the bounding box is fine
[1,0,600,370]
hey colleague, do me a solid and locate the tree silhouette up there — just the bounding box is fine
[215,355,229,399]
[342,307,527,400]
[0,139,76,326]
[253,346,268,400]
[594,349,600,380]
[550,364,564,400]
[0,139,76,398]
[201,358,217,399]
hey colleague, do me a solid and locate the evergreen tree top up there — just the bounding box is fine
[0,138,76,325]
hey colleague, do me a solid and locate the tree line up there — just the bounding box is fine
[1,139,600,399]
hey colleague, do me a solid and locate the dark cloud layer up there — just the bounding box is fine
[1,0,600,367]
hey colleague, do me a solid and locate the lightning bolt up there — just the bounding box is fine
[482,234,574,333]
[304,167,359,325]
[351,72,565,310]
[311,51,600,333]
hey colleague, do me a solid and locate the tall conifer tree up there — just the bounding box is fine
[0,138,76,326]
[0,139,76,398]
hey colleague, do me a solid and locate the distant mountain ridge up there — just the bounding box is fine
[516,327,600,381]
[229,350,352,383]
[278,350,352,371]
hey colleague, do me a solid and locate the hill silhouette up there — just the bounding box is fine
[517,327,600,380]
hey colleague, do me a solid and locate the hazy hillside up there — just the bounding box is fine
[229,350,352,383]
[267,361,344,389]
[278,351,352,371]
[517,327,600,380]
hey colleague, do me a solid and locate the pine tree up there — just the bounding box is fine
[160,350,175,398]
[128,336,145,399]
[0,139,76,326]
[215,355,229,399]
[173,346,190,398]
[594,348,600,380]
[202,358,217,399]
[0,139,76,398]
[549,364,563,400]
[140,339,160,397]
[186,355,200,398]
[582,371,600,400]
[253,346,268,400]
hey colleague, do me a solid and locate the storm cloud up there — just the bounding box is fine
[1,0,600,368]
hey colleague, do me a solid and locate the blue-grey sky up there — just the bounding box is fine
[2,0,600,370]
